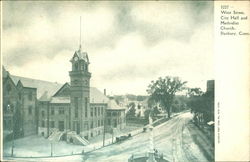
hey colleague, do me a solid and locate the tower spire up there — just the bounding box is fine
[79,16,82,50]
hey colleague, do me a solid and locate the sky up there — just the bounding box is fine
[2,1,214,95]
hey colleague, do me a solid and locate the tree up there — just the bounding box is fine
[126,102,136,118]
[147,76,187,118]
[187,87,214,125]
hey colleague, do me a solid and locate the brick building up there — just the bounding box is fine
[2,46,126,143]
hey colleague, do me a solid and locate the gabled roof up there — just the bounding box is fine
[70,48,89,63]
[4,68,118,105]
[53,82,70,97]
[10,75,62,99]
[107,99,125,110]
[90,87,109,104]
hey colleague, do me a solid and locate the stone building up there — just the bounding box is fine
[3,68,37,138]
[2,46,126,143]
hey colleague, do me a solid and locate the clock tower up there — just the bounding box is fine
[69,46,91,137]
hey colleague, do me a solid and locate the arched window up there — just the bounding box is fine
[82,64,85,71]
[85,64,88,71]
[74,63,78,70]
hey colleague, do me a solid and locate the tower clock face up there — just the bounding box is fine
[74,57,78,61]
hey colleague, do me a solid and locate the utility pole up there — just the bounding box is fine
[50,142,53,157]
[102,109,106,147]
[10,104,14,157]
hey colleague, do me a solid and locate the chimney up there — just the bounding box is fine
[104,89,106,96]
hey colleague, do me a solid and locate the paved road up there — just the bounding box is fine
[84,112,208,162]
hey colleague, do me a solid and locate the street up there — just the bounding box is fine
[4,112,212,162]
[84,112,209,162]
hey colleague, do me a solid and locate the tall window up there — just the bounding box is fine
[98,107,100,116]
[85,122,89,130]
[50,121,55,128]
[94,107,97,116]
[74,97,78,118]
[41,111,45,117]
[51,107,55,115]
[85,97,88,117]
[42,120,45,127]
[28,92,32,101]
[28,106,32,115]
[75,63,78,70]
[59,107,64,114]
[90,108,93,117]
[7,84,11,94]
[90,121,93,128]
[101,107,103,115]
[18,92,22,100]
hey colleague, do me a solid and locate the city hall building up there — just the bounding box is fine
[2,46,126,144]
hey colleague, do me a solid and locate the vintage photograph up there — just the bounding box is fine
[2,1,214,162]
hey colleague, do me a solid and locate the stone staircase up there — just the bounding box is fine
[48,131,65,142]
[67,131,90,146]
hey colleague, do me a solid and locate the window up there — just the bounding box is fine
[75,97,78,118]
[42,120,45,127]
[98,120,100,127]
[108,119,111,125]
[90,121,93,128]
[101,107,103,115]
[91,108,93,117]
[75,111,78,118]
[101,120,103,126]
[28,92,32,101]
[94,107,97,116]
[7,84,11,93]
[107,112,111,117]
[18,92,22,100]
[28,106,32,115]
[113,119,117,128]
[85,97,88,117]
[59,107,64,114]
[75,63,78,70]
[86,64,88,71]
[50,121,55,128]
[85,122,89,130]
[51,107,55,115]
[98,107,100,116]
[42,111,45,117]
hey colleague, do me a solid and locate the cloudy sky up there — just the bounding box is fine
[2,1,214,95]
